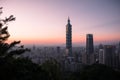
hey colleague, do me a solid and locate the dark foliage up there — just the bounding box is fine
[0,57,51,80]
[41,59,62,80]
[0,11,15,42]
[67,64,120,80]
[0,8,30,58]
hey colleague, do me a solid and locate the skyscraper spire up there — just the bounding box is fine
[68,16,70,23]
[66,17,72,57]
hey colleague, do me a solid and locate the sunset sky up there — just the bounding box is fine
[0,0,120,46]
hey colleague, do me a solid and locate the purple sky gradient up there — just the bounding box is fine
[0,0,120,46]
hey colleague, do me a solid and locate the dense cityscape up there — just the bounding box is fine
[22,18,120,71]
[0,0,120,80]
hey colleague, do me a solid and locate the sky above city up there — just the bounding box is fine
[0,0,120,46]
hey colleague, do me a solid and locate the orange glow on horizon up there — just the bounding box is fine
[6,34,120,45]
[7,37,65,45]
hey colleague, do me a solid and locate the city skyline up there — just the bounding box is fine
[0,0,120,46]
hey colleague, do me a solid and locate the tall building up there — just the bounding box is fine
[85,34,94,65]
[98,45,120,69]
[86,34,94,54]
[66,17,72,57]
[99,49,104,64]
[103,45,116,68]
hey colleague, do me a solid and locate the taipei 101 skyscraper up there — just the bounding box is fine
[66,17,72,57]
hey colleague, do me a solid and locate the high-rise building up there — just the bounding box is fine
[85,34,94,65]
[99,49,104,64]
[105,45,116,68]
[98,45,120,69]
[66,17,72,57]
[86,34,94,54]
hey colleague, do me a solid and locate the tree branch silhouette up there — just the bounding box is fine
[0,7,30,58]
